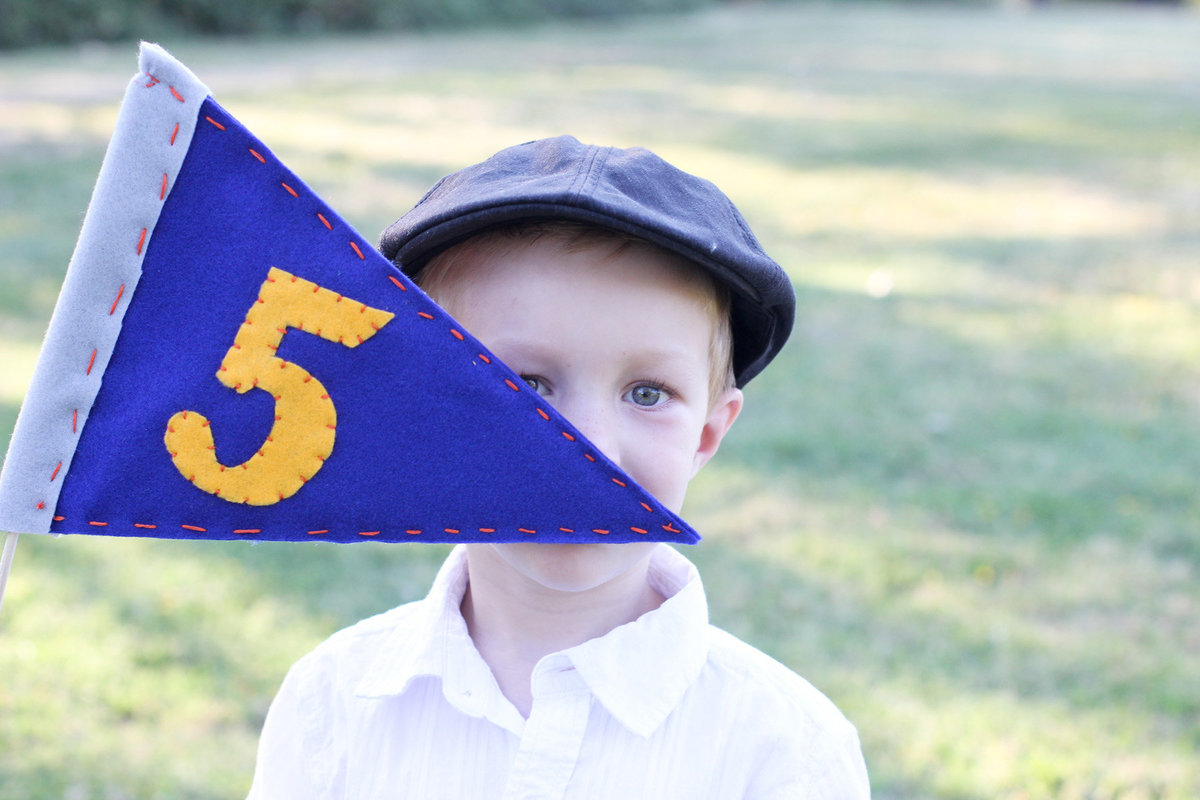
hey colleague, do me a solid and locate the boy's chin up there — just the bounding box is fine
[481,541,660,595]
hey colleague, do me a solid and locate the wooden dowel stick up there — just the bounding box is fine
[0,533,20,617]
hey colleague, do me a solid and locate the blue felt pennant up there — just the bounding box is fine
[0,44,698,546]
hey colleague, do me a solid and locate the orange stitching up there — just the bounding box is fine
[160,173,168,200]
[108,284,125,315]
[640,502,654,513]
[584,453,596,462]
[72,409,77,433]
[35,501,45,510]
[505,379,520,392]
[662,523,681,533]
[170,123,179,145]
[205,115,225,130]
[144,73,159,88]
[281,182,298,197]
[387,275,408,291]
[417,311,434,320]
[479,353,491,364]
[169,85,185,103]
[537,408,550,420]
[136,227,147,255]
[85,349,98,375]
[561,431,575,441]
[349,241,365,260]
[12,523,683,539]
[249,148,266,163]
[611,478,627,487]
[317,212,332,230]
[450,329,464,341]
[49,461,62,481]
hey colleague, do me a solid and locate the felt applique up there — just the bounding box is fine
[0,43,699,546]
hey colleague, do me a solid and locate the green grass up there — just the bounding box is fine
[2,3,1199,798]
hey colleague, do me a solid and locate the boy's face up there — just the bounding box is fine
[433,235,742,594]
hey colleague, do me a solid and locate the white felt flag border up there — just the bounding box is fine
[0,44,208,534]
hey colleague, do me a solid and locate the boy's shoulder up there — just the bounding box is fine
[291,599,425,687]
[699,625,867,793]
[702,624,857,740]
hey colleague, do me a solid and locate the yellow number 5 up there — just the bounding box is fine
[165,267,395,505]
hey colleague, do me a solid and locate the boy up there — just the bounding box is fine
[247,136,869,799]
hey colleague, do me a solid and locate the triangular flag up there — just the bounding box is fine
[0,43,697,546]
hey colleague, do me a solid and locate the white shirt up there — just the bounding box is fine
[247,545,869,799]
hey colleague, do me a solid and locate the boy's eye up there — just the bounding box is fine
[628,383,668,408]
[520,375,550,396]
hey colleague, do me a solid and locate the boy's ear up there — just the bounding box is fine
[692,387,744,477]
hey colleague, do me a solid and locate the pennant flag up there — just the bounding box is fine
[0,43,698,546]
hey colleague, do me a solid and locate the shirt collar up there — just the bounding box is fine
[354,544,710,739]
[354,546,478,700]
[562,545,709,738]
[355,546,529,733]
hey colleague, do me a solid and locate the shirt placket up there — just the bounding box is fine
[501,657,590,800]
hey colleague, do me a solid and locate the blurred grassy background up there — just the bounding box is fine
[2,2,1199,798]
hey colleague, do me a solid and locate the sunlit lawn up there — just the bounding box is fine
[2,3,1199,798]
